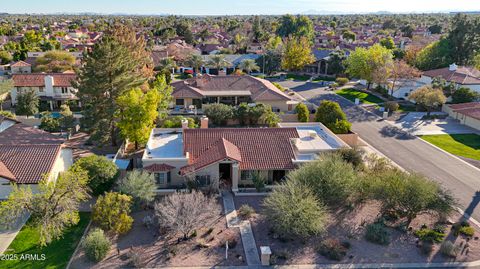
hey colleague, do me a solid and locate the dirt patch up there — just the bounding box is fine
[234,196,480,265]
[70,200,246,268]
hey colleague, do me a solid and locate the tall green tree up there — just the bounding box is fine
[0,169,90,246]
[276,15,314,41]
[207,55,231,71]
[281,36,315,71]
[345,44,394,89]
[238,59,260,74]
[447,13,480,65]
[15,89,38,117]
[151,74,173,120]
[116,88,159,149]
[408,86,446,116]
[185,53,204,75]
[76,32,148,146]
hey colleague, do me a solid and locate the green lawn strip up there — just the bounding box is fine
[1,212,91,269]
[420,134,480,161]
[398,104,417,112]
[286,73,311,81]
[335,88,384,104]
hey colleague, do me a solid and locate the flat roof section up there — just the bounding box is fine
[145,129,185,159]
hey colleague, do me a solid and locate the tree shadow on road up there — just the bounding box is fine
[379,125,416,140]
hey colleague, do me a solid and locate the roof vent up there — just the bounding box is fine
[449,63,458,71]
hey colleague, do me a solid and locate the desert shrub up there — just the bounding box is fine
[128,248,146,268]
[440,240,458,258]
[70,155,119,195]
[371,169,455,226]
[39,113,60,132]
[221,236,238,248]
[251,171,266,192]
[454,222,475,237]
[330,119,352,134]
[335,77,349,86]
[83,228,111,262]
[315,101,351,134]
[338,147,364,169]
[414,228,445,243]
[287,154,357,207]
[365,222,390,245]
[295,103,309,122]
[263,179,328,238]
[452,87,479,104]
[385,101,399,112]
[92,192,134,234]
[238,204,256,219]
[117,170,156,207]
[317,238,349,261]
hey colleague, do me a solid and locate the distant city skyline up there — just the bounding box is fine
[3,0,480,15]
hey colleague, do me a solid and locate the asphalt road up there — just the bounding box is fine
[279,80,480,221]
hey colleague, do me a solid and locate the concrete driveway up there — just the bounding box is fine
[389,112,480,136]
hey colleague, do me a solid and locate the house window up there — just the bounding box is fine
[195,175,211,186]
[61,87,68,94]
[241,170,254,181]
[155,173,166,185]
[176,99,185,106]
[39,87,44,92]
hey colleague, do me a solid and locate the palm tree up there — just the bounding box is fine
[238,59,260,74]
[186,54,204,76]
[207,55,231,74]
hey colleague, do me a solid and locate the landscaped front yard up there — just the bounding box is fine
[0,212,90,269]
[420,134,480,161]
[336,88,384,105]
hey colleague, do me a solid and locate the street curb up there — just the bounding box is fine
[415,135,480,173]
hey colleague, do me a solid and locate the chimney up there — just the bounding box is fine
[44,75,54,89]
[200,116,209,129]
[181,119,189,129]
[449,63,458,71]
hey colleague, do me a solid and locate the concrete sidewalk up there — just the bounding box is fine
[0,213,29,254]
[222,191,261,266]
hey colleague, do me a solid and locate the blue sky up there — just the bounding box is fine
[3,0,480,15]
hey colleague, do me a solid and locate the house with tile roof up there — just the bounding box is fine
[171,74,298,112]
[10,60,32,74]
[11,73,78,110]
[443,102,480,131]
[0,116,73,199]
[420,64,480,93]
[141,118,348,193]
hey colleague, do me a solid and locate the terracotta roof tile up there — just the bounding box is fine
[144,163,175,172]
[13,73,76,87]
[423,66,480,85]
[171,75,292,101]
[11,60,31,67]
[0,119,65,183]
[182,128,298,173]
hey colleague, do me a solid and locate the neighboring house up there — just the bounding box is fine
[420,64,480,93]
[246,42,264,54]
[303,49,333,75]
[178,54,261,75]
[171,74,298,112]
[390,79,427,100]
[11,73,78,110]
[10,61,32,74]
[0,116,73,199]
[443,102,480,131]
[141,119,347,193]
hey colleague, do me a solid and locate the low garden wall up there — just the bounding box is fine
[336,132,359,147]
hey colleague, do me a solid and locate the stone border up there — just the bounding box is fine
[66,219,92,269]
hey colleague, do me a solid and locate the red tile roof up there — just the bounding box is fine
[11,60,31,67]
[423,66,480,85]
[181,138,242,174]
[0,117,65,183]
[171,75,292,101]
[449,102,480,121]
[13,73,77,87]
[182,128,299,173]
[144,163,175,172]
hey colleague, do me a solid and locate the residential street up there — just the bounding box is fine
[278,80,480,221]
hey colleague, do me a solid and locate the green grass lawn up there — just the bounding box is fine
[335,88,384,104]
[0,212,90,269]
[398,104,417,112]
[286,73,311,81]
[420,134,480,161]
